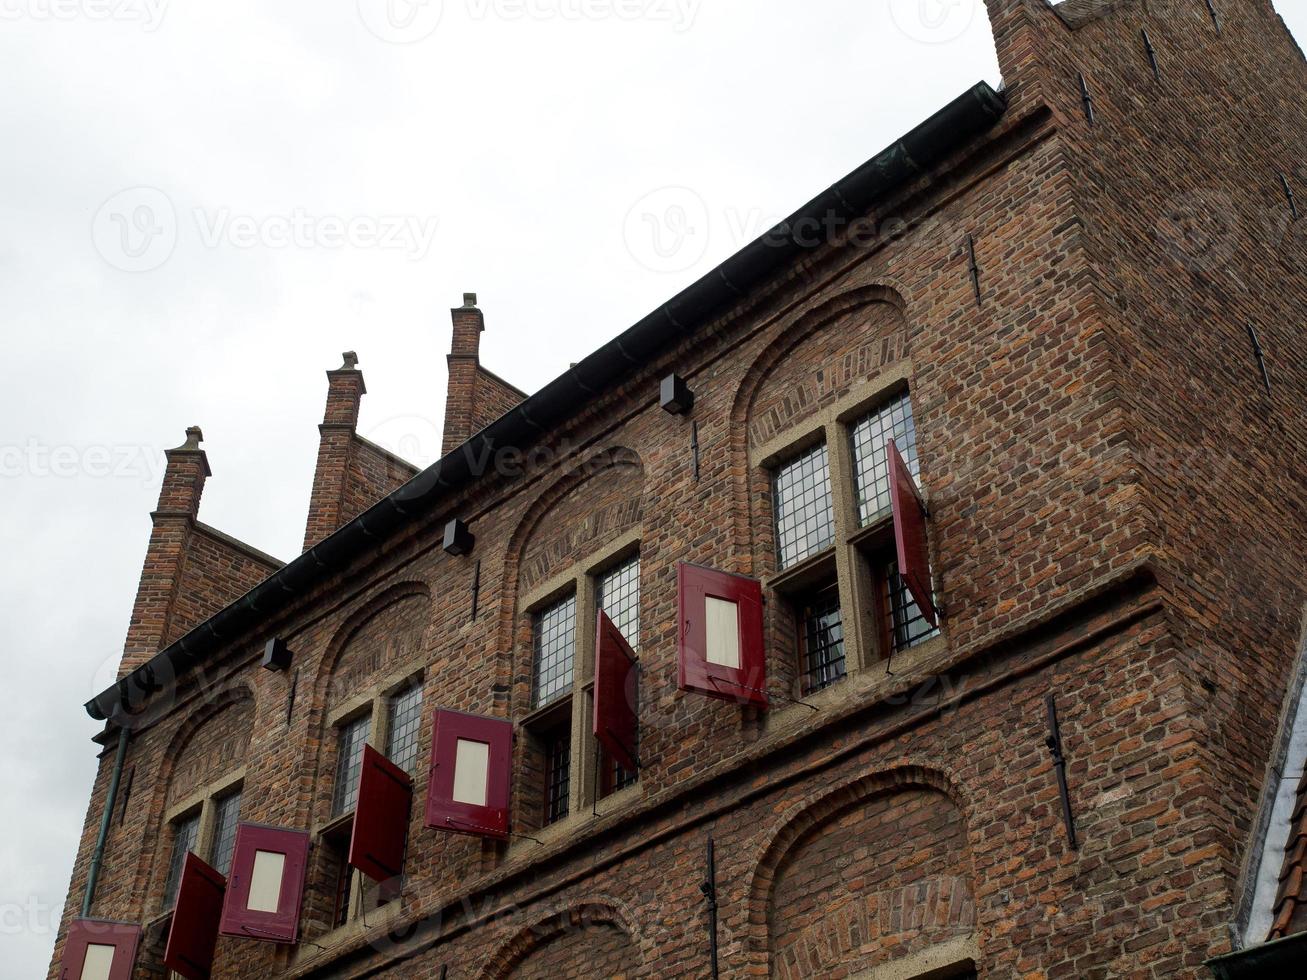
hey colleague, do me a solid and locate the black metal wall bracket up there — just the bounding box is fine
[1247,323,1273,397]
[702,836,720,979]
[1044,694,1079,850]
[966,235,982,307]
[1142,29,1161,83]
[1078,73,1096,127]
[1281,172,1299,220]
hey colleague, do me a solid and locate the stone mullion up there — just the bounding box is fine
[825,420,871,673]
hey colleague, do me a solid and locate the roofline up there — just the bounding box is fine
[86,80,1007,725]
[1205,931,1307,979]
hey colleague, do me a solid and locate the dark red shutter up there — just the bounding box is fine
[59,919,140,980]
[163,853,225,979]
[425,709,512,840]
[218,824,309,944]
[677,563,767,708]
[888,438,938,627]
[349,745,413,884]
[594,610,639,772]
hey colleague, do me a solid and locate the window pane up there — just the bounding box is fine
[799,585,846,694]
[544,728,571,825]
[886,560,939,652]
[331,715,371,817]
[774,442,835,569]
[533,594,577,708]
[850,392,919,525]
[598,556,641,652]
[163,813,201,907]
[209,790,242,877]
[385,683,424,777]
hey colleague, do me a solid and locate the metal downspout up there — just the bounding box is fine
[81,727,129,917]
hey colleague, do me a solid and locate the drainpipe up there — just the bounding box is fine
[81,727,129,917]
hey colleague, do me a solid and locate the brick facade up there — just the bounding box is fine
[51,2,1307,978]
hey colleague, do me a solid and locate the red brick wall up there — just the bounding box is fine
[51,2,1307,978]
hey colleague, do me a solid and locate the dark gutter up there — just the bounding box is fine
[85,81,1007,726]
[1205,932,1307,978]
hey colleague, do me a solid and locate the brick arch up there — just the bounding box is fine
[133,683,256,914]
[727,283,913,574]
[492,446,645,696]
[744,764,976,976]
[311,580,433,708]
[476,899,646,980]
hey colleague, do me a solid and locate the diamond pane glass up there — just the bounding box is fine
[385,683,424,777]
[210,789,242,877]
[163,813,201,907]
[774,442,835,569]
[331,714,371,817]
[533,594,576,708]
[850,392,920,525]
[598,556,641,652]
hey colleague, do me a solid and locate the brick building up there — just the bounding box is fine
[50,1,1307,977]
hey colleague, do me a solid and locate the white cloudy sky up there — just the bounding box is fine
[1,1,1303,974]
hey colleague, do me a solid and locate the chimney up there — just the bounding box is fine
[119,427,212,676]
[441,294,526,457]
[303,353,367,551]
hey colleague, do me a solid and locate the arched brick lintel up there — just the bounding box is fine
[727,283,912,574]
[475,898,648,980]
[742,762,976,973]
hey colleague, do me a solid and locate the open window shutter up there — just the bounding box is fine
[349,745,413,884]
[677,563,767,708]
[59,919,140,980]
[163,853,225,980]
[218,824,309,944]
[888,438,938,627]
[594,610,639,772]
[425,709,512,840]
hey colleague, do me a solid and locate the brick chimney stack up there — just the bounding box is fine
[156,425,211,516]
[119,427,285,677]
[304,353,368,551]
[302,352,420,552]
[441,294,527,456]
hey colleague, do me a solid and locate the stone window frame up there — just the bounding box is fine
[516,527,645,845]
[156,767,245,915]
[751,363,944,699]
[315,667,425,933]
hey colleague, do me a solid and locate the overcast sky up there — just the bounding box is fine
[2,2,1303,975]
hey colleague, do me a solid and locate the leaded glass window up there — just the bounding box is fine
[850,392,920,525]
[799,585,846,694]
[385,683,424,776]
[774,443,836,568]
[209,789,242,877]
[544,728,571,825]
[533,595,577,708]
[163,813,201,907]
[331,714,371,817]
[597,556,641,651]
[886,560,938,652]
